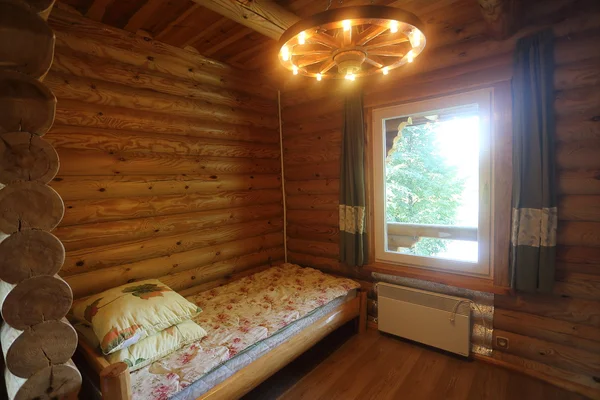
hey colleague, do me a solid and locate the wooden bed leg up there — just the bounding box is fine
[357,290,367,334]
[100,362,132,400]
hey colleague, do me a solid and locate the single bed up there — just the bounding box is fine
[75,264,367,400]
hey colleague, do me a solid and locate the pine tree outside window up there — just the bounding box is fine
[371,89,493,277]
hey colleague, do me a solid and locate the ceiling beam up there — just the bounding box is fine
[194,0,300,40]
[124,0,164,32]
[85,0,115,21]
[476,0,520,40]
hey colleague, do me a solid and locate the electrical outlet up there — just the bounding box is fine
[496,336,509,349]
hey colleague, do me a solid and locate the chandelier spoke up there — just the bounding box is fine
[309,32,339,49]
[364,55,385,68]
[363,33,409,50]
[292,44,330,56]
[319,57,336,74]
[367,46,408,57]
[296,54,331,68]
[355,25,389,46]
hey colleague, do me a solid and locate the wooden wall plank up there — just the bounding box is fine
[60,189,282,226]
[492,329,600,377]
[494,309,600,352]
[51,47,277,113]
[49,8,276,99]
[45,72,279,129]
[66,235,284,297]
[55,203,283,251]
[50,174,281,201]
[63,218,283,273]
[55,148,280,176]
[52,100,279,144]
[46,126,280,159]
[495,294,600,328]
[45,11,283,301]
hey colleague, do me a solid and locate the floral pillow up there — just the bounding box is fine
[70,279,201,355]
[73,320,207,372]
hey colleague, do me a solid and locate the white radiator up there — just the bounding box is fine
[377,282,471,357]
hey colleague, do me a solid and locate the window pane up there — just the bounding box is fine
[384,104,480,263]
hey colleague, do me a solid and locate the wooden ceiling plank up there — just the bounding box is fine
[194,0,300,39]
[85,0,115,21]
[124,0,165,33]
[201,27,254,57]
[154,4,201,41]
[228,39,275,64]
[182,18,232,47]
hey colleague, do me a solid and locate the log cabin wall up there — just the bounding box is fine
[43,8,285,300]
[280,0,600,397]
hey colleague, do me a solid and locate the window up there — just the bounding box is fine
[372,89,493,276]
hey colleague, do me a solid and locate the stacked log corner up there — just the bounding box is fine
[0,1,81,399]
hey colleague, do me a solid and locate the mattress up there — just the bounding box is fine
[170,290,356,400]
[129,264,360,400]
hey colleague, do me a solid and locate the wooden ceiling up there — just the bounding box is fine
[56,0,490,74]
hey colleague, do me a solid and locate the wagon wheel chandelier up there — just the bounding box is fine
[278,5,426,81]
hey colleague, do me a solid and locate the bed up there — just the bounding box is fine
[75,264,367,400]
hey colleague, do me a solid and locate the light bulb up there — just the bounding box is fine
[409,29,421,47]
[407,50,414,63]
[316,73,322,81]
[342,20,351,31]
[389,21,399,33]
[382,67,389,75]
[298,31,306,45]
[281,46,290,61]
[293,65,299,75]
[345,73,355,81]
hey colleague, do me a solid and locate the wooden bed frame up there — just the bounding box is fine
[76,290,367,400]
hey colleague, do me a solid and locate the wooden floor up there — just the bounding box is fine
[276,329,587,400]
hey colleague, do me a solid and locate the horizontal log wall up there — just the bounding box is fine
[281,1,600,397]
[45,9,284,299]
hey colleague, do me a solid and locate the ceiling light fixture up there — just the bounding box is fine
[278,6,425,81]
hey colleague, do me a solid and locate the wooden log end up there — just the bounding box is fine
[2,319,77,378]
[0,0,55,78]
[0,132,60,184]
[0,275,73,330]
[0,71,56,135]
[0,181,64,234]
[5,361,81,400]
[0,230,65,284]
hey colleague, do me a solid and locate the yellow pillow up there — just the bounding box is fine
[73,320,207,372]
[70,279,201,355]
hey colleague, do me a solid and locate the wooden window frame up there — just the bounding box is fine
[371,89,493,277]
[364,82,513,294]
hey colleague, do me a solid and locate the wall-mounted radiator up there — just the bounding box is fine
[377,282,471,357]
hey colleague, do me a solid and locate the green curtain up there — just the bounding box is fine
[510,29,557,293]
[339,92,368,266]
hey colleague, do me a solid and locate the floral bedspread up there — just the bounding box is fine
[130,263,359,399]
